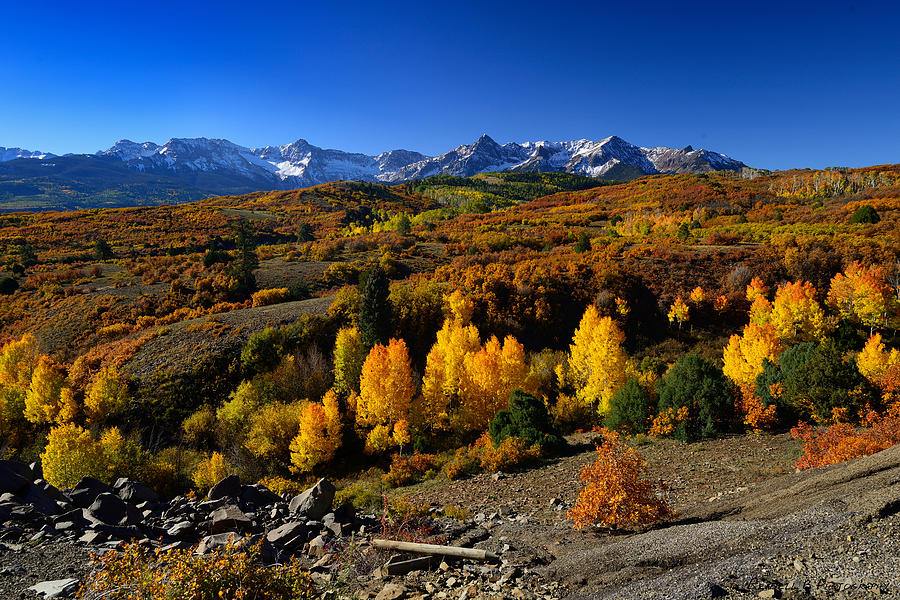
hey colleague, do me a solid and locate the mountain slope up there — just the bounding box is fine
[0,134,747,210]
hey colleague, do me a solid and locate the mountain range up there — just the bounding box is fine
[0,135,747,210]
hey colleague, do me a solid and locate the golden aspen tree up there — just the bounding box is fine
[0,333,41,389]
[357,338,415,452]
[289,391,343,472]
[667,298,689,330]
[41,423,105,488]
[689,286,705,304]
[244,400,305,460]
[722,322,782,396]
[458,335,529,431]
[746,277,769,302]
[421,314,481,428]
[827,262,895,333]
[769,281,829,343]
[568,306,627,414]
[84,366,130,422]
[857,333,900,388]
[333,326,366,395]
[24,356,76,425]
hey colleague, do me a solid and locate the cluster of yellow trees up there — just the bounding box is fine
[0,334,138,487]
[718,262,900,426]
[190,290,633,485]
[7,259,899,493]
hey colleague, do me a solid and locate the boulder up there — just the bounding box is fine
[28,578,80,599]
[209,504,252,534]
[117,480,159,504]
[208,475,241,501]
[240,484,280,507]
[289,479,335,521]
[166,521,195,540]
[266,521,309,550]
[87,493,141,526]
[0,462,30,495]
[23,483,61,515]
[197,532,239,554]
[69,477,114,508]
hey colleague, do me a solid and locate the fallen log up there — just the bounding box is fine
[372,539,499,562]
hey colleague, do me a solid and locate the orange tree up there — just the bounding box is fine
[568,430,674,529]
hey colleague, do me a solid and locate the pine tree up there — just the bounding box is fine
[358,266,390,349]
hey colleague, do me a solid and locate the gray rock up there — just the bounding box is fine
[0,461,30,495]
[69,477,113,508]
[27,578,80,598]
[78,530,107,545]
[23,483,61,515]
[117,480,158,504]
[166,521,195,539]
[240,484,280,507]
[88,493,141,526]
[209,504,252,534]
[307,534,329,557]
[208,475,241,501]
[197,532,238,554]
[266,521,309,550]
[289,479,335,521]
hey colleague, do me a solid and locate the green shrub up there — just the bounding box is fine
[489,390,564,451]
[605,378,655,434]
[849,204,880,224]
[657,354,734,441]
[760,340,876,424]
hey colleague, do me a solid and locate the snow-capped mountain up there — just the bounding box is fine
[0,134,745,208]
[93,134,744,187]
[0,147,56,161]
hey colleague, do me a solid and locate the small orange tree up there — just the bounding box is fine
[568,430,674,529]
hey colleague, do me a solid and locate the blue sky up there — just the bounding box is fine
[1,0,898,170]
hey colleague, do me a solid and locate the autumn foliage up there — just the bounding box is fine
[568,430,674,529]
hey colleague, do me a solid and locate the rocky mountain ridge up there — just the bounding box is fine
[3,134,746,189]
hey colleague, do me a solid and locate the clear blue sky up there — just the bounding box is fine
[1,0,898,170]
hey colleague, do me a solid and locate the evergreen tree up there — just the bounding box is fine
[229,220,259,294]
[358,266,390,349]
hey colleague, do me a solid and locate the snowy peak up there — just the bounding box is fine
[0,147,57,161]
[4,134,746,195]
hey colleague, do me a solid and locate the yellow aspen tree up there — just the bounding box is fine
[357,338,415,451]
[445,289,474,323]
[244,400,305,460]
[568,306,627,414]
[289,391,343,472]
[41,423,105,488]
[749,295,773,325]
[84,366,130,422]
[827,262,894,333]
[333,326,366,395]
[722,322,782,396]
[24,356,76,425]
[769,281,829,342]
[421,317,480,428]
[667,298,689,330]
[459,335,529,431]
[0,333,41,389]
[746,277,769,302]
[689,286,705,304]
[857,333,900,388]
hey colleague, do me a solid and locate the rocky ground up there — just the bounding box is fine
[0,434,898,599]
